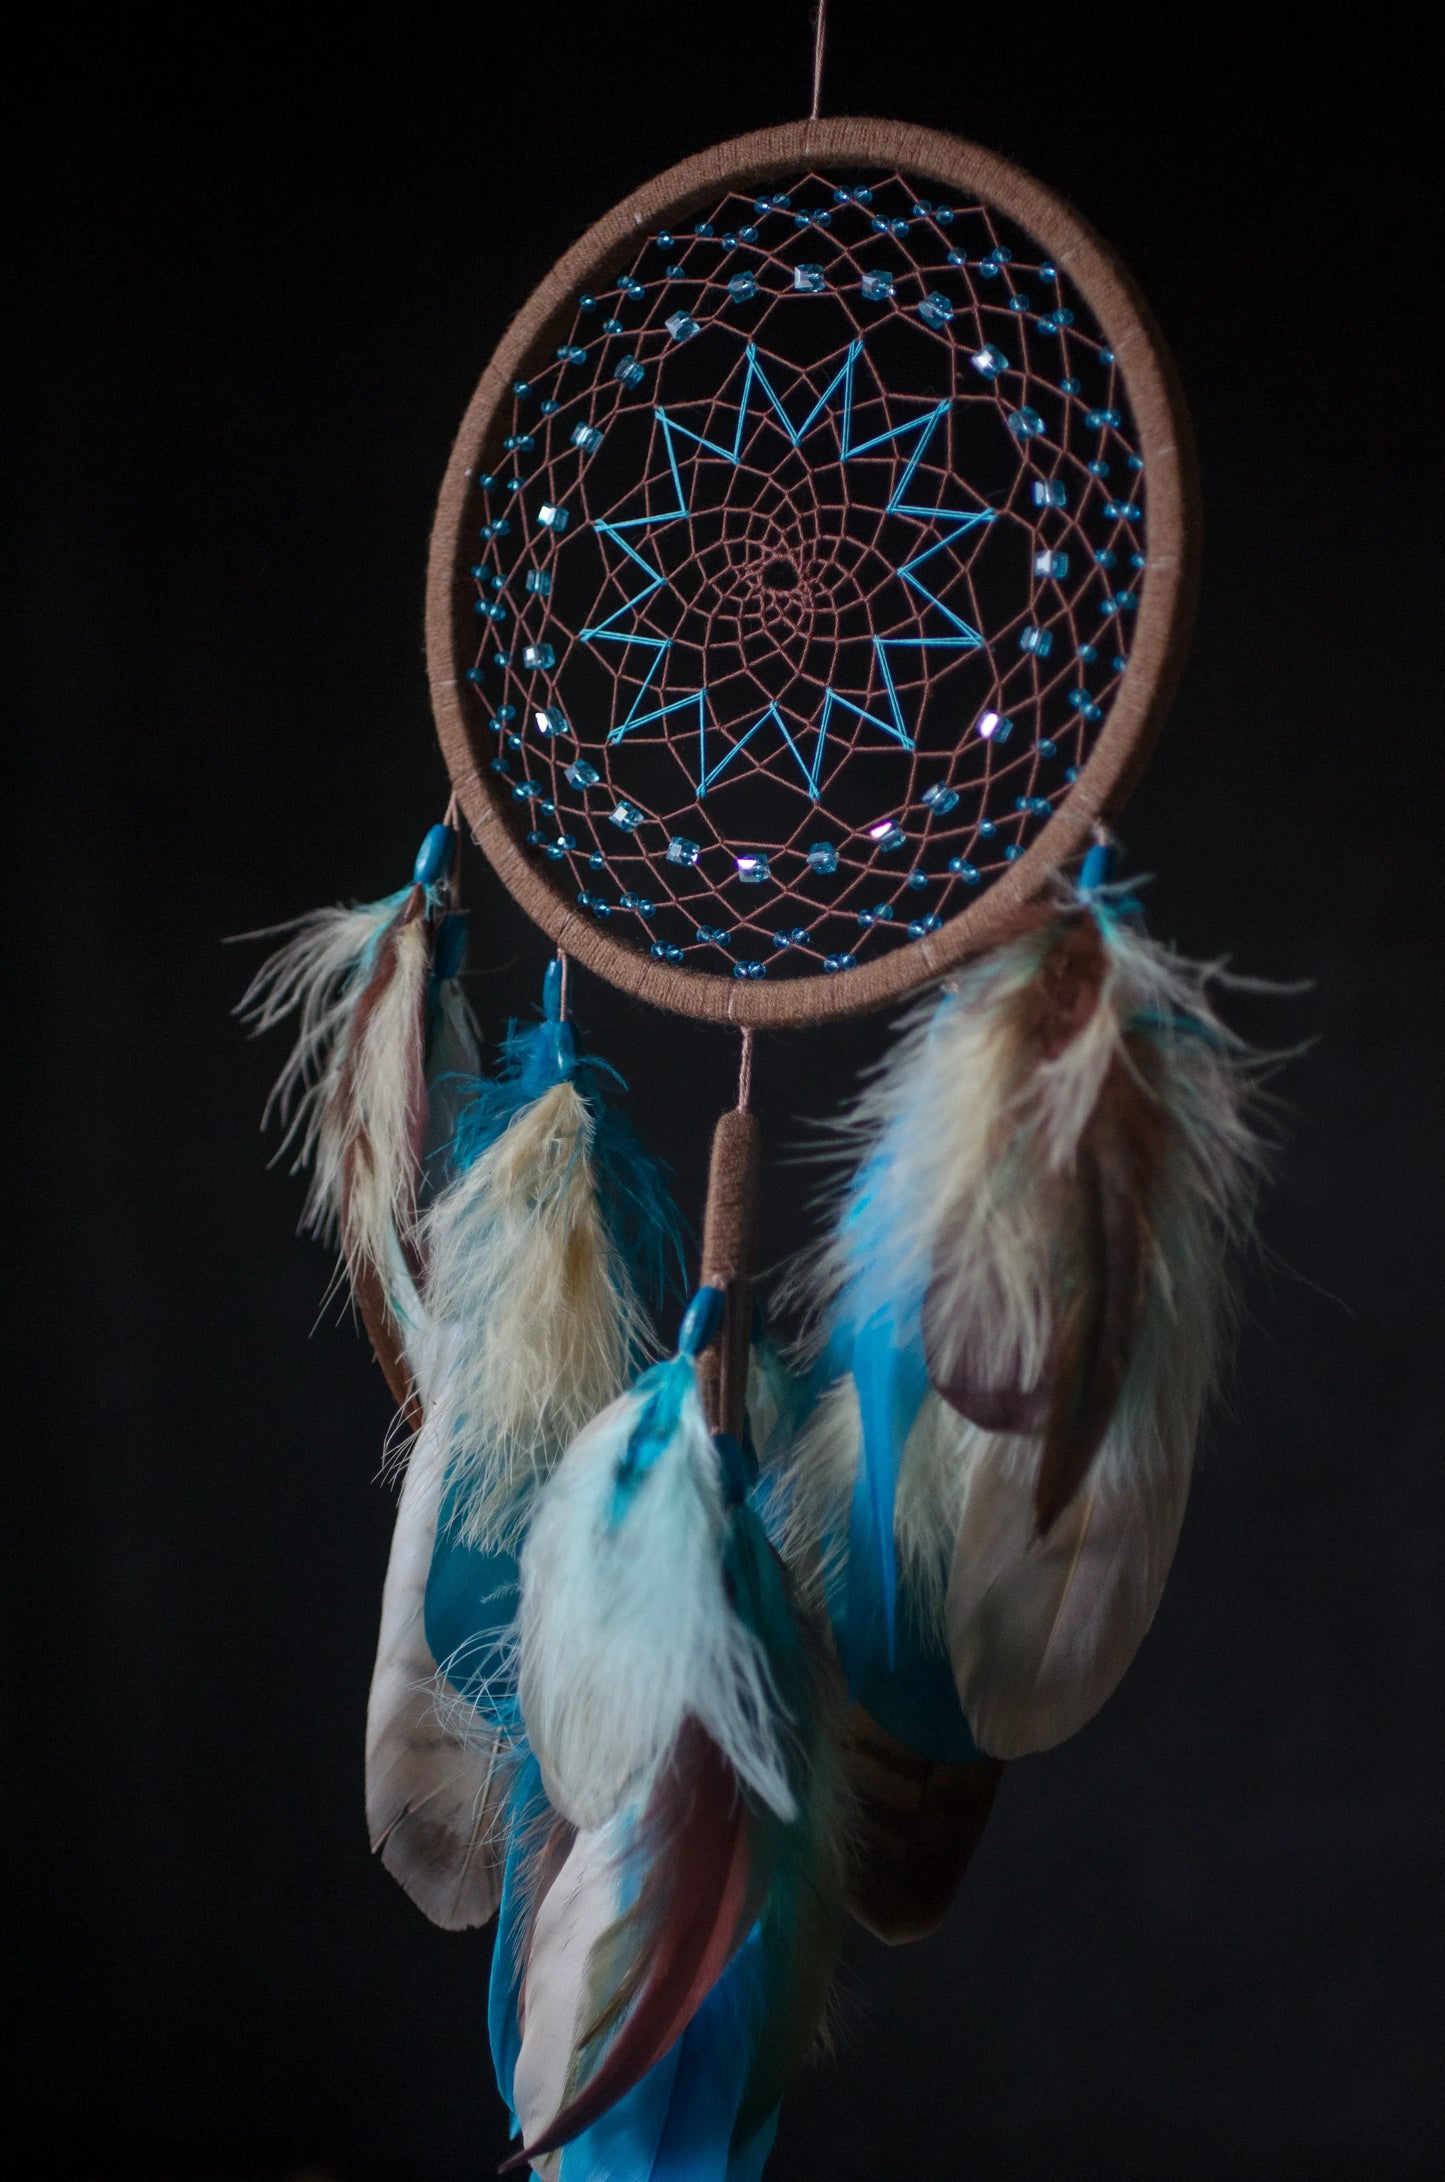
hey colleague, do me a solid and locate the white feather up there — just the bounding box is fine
[364,1383,507,1927]
[945,1410,1192,1758]
[420,1081,653,1550]
[511,1820,628,2180]
[518,1365,795,1829]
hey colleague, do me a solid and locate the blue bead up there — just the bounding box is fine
[1079,842,1114,894]
[919,291,954,328]
[728,272,757,301]
[666,312,700,343]
[525,569,552,596]
[466,666,484,684]
[589,851,605,870]
[911,200,933,217]
[555,346,586,365]
[1038,737,1058,757]
[861,270,895,301]
[655,231,674,249]
[1077,641,1098,661]
[532,705,568,737]
[908,914,942,936]
[609,799,644,832]
[1060,376,1081,394]
[614,356,646,386]
[823,953,857,973]
[1034,550,1069,577]
[537,503,569,531]
[807,841,839,874]
[1085,408,1121,429]
[1095,548,1117,567]
[1019,625,1053,657]
[503,433,534,452]
[978,819,997,837]
[693,221,715,238]
[922,783,959,813]
[1103,502,1141,522]
[521,642,556,671]
[971,345,1008,378]
[735,852,770,884]
[697,924,731,945]
[1009,293,1030,312]
[739,225,759,243]
[1088,459,1111,477]
[512,780,542,801]
[948,857,980,882]
[935,205,953,224]
[868,821,906,851]
[1032,479,1067,507]
[1005,845,1022,861]
[620,892,655,915]
[975,710,1012,742]
[732,960,766,979]
[578,294,597,310]
[793,264,826,293]
[1008,407,1045,440]
[413,823,456,886]
[512,380,531,398]
[677,1285,725,1357]
[666,835,701,866]
[571,422,603,453]
[907,869,929,889]
[602,317,623,335]
[565,759,599,789]
[618,276,644,297]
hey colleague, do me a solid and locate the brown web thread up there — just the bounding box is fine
[466,171,1146,982]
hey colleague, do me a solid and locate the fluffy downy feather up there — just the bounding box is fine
[422,1073,649,1552]
[238,833,466,1398]
[517,1355,795,1829]
[779,868,1264,1756]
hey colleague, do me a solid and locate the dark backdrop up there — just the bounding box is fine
[6,5,1442,2177]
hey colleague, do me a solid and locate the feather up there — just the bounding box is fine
[507,1526,845,2174]
[237,827,466,1378]
[420,985,683,1551]
[778,865,1264,1756]
[364,1384,507,1928]
[507,1721,753,2171]
[517,1356,794,1830]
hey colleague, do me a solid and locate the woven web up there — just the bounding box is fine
[466,171,1147,980]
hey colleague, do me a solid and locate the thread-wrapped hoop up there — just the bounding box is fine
[427,117,1198,1026]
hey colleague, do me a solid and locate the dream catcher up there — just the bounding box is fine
[244,98,1262,2182]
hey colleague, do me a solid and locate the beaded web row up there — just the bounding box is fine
[465,170,1146,979]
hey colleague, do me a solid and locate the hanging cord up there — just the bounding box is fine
[736,1027,755,1112]
[809,0,828,119]
[557,949,571,1021]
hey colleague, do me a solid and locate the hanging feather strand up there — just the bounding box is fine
[781,847,1264,1757]
[422,961,683,1552]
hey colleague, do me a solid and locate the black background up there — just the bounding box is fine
[5,5,1442,2177]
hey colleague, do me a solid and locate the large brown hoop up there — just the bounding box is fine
[426,116,1199,1029]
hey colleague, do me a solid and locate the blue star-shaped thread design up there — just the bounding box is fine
[576,339,994,801]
